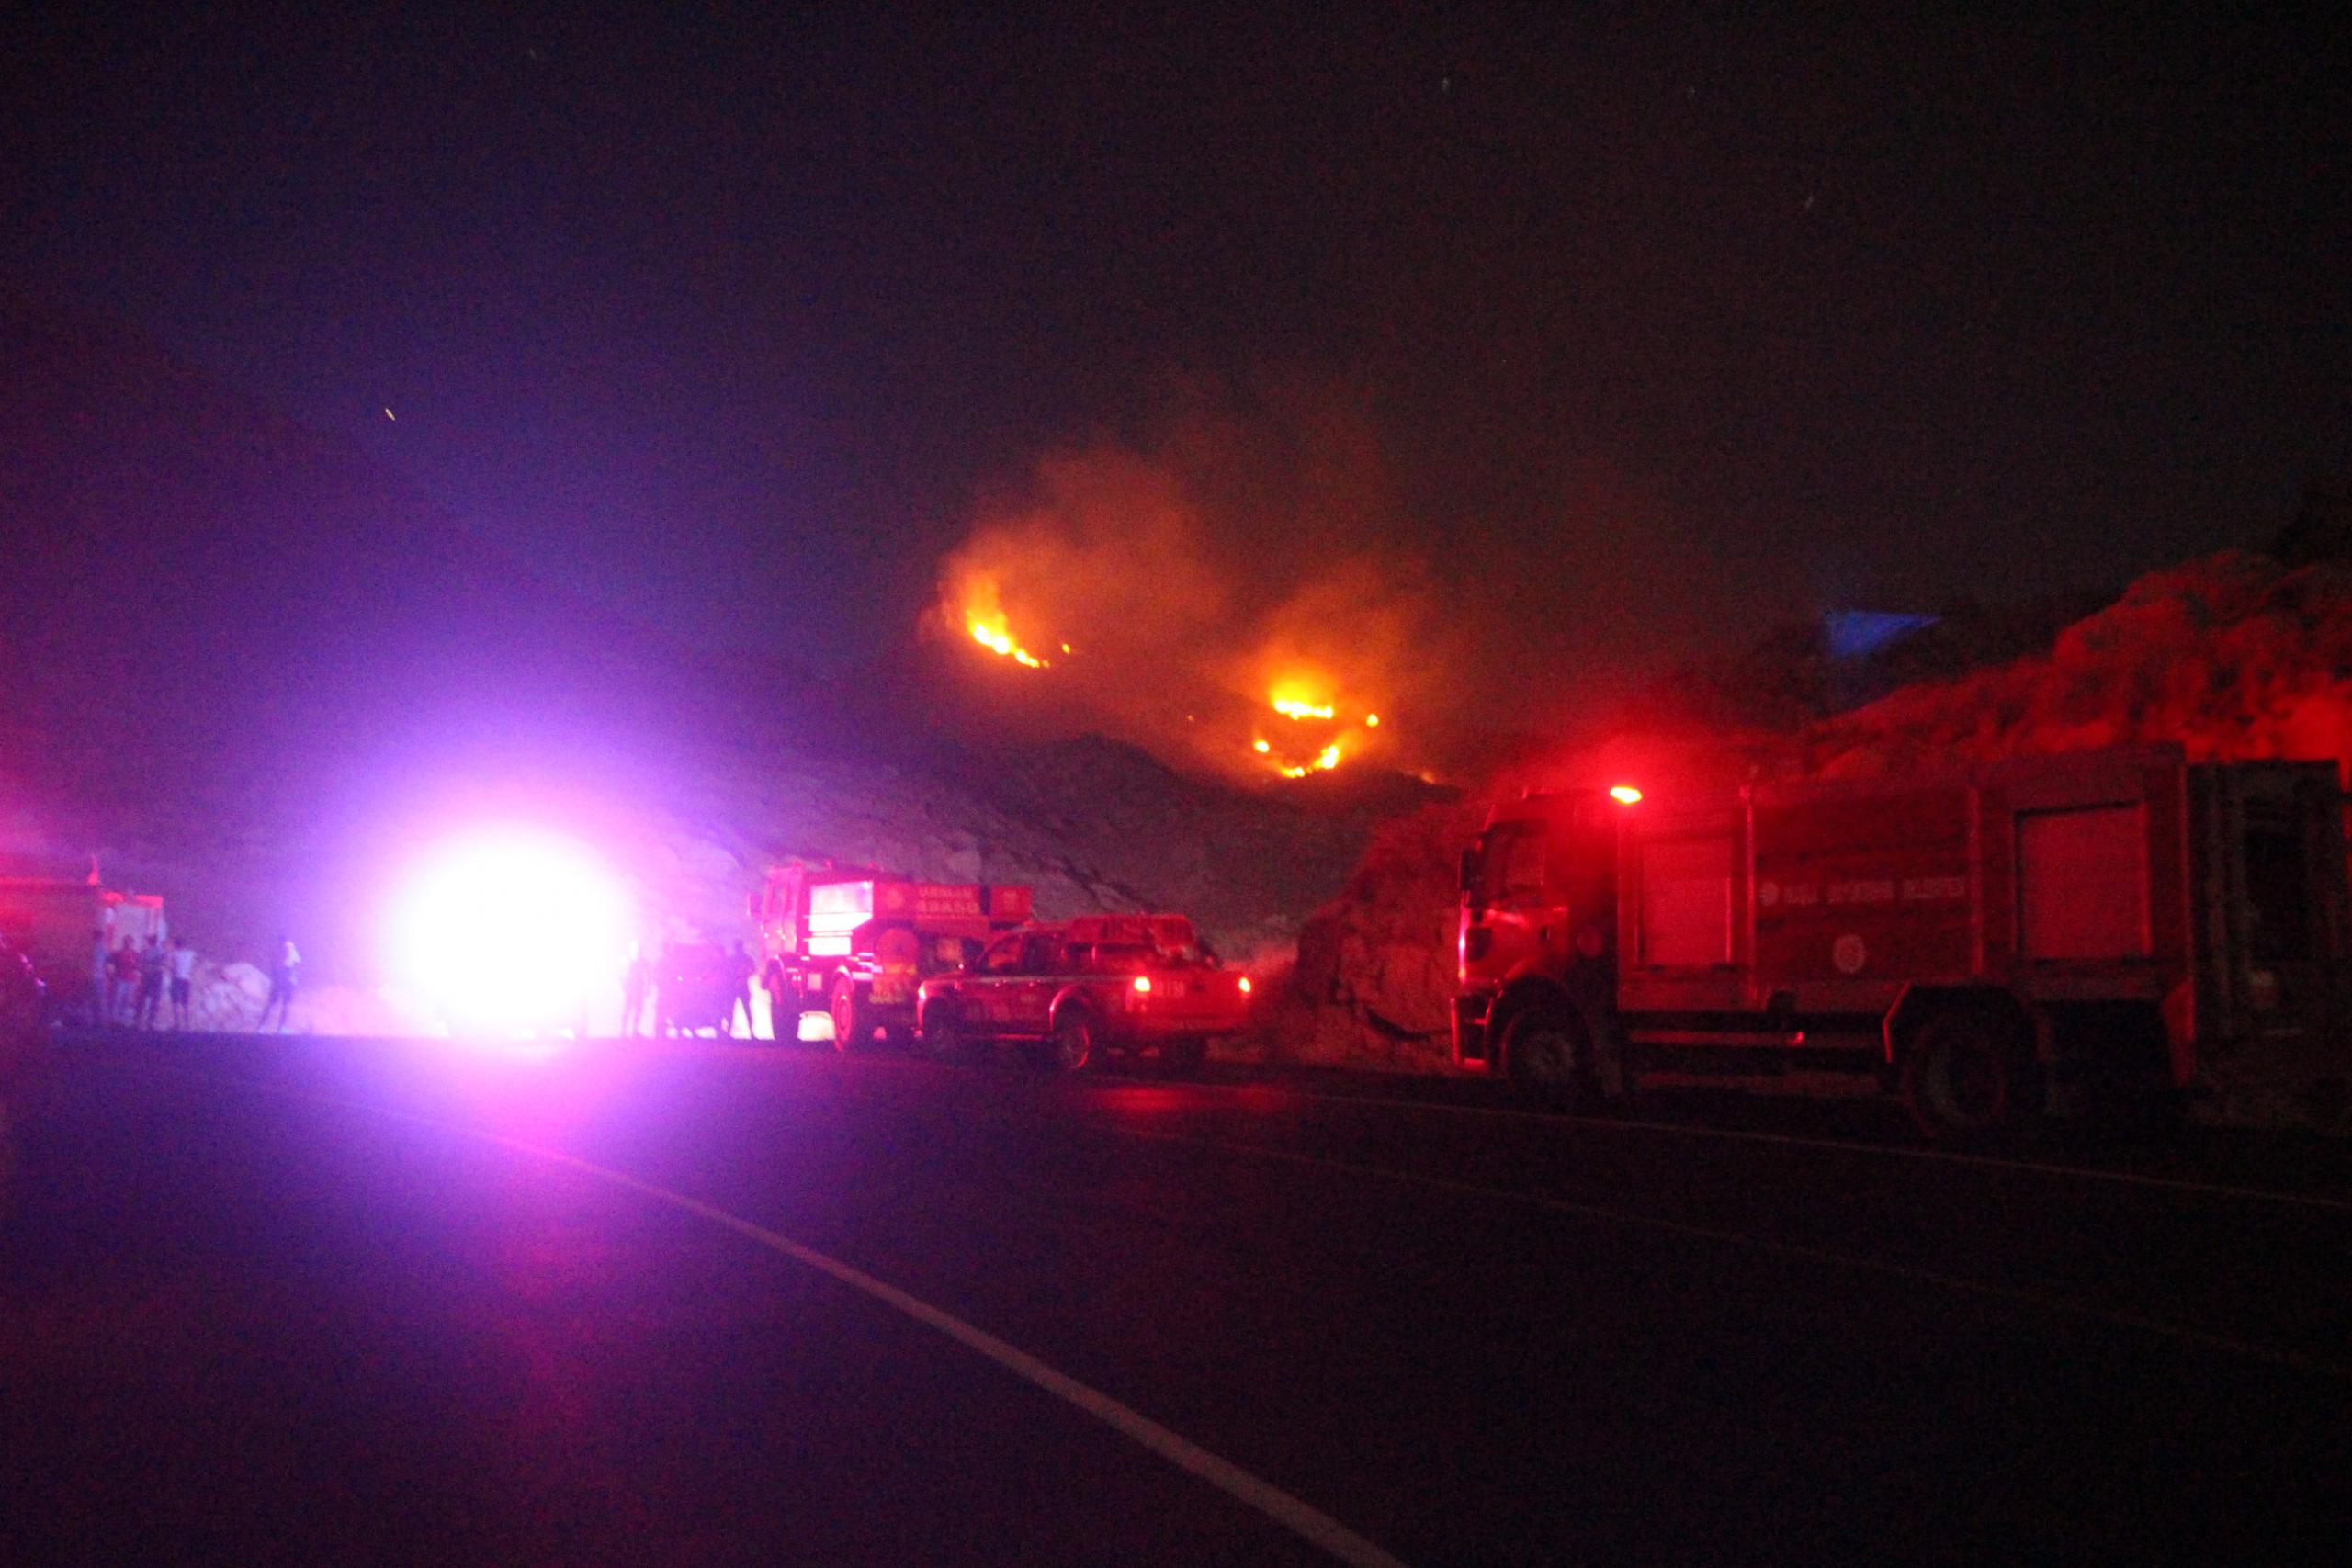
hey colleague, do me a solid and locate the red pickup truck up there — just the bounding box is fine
[916,914,1253,1073]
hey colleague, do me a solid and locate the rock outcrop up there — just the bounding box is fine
[1267,800,1484,1072]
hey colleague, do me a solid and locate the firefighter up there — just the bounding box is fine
[728,940,756,1038]
[87,929,109,1030]
[621,945,652,1039]
[257,935,300,1032]
[134,936,166,1030]
[653,944,678,1038]
[169,937,198,1030]
[108,937,139,1026]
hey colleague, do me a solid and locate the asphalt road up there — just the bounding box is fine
[4,1034,2348,1566]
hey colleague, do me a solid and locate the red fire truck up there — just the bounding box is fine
[751,863,1034,1050]
[0,875,167,1026]
[1455,747,2351,1134]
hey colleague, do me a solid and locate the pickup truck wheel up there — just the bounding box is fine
[1502,1005,1586,1110]
[1046,1010,1096,1073]
[922,1007,978,1065]
[1903,1010,2035,1139]
[830,978,872,1055]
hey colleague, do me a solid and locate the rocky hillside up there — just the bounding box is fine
[1811,552,2352,777]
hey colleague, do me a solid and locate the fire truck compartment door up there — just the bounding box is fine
[1637,836,1736,968]
[2018,805,2149,961]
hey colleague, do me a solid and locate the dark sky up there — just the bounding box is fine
[6,2,2346,710]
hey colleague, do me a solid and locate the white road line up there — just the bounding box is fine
[171,1070,1416,1568]
[1070,1117,2352,1385]
[1087,1072,2352,1214]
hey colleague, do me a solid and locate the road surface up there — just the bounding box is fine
[4,1033,2348,1565]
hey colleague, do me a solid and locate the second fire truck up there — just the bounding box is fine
[751,863,1034,1049]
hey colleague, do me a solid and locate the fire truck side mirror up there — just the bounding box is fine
[746,890,761,921]
[1459,848,1479,895]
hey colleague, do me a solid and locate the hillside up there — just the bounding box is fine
[0,294,1407,1010]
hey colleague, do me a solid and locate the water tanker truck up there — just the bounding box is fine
[1455,746,2350,1134]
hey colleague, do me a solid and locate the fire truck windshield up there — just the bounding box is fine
[1475,821,1548,904]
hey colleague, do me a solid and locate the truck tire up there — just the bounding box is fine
[1044,1007,1096,1073]
[1501,1003,1587,1110]
[830,977,872,1054]
[1903,1009,2036,1139]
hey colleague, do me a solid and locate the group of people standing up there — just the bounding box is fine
[92,931,198,1030]
[87,931,302,1032]
[619,939,762,1039]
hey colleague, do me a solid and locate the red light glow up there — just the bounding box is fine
[1609,784,1644,805]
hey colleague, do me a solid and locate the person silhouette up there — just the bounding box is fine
[257,935,300,1032]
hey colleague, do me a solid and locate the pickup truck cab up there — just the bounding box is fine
[916,913,1252,1073]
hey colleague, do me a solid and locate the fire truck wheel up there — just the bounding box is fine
[1502,1005,1586,1109]
[1903,1009,2034,1139]
[830,979,872,1054]
[1160,1037,1207,1077]
[1045,1009,1096,1073]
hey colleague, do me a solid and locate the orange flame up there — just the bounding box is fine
[969,615,1048,668]
[1278,741,1345,779]
[1256,673,1384,779]
[957,575,1050,668]
[1268,677,1336,721]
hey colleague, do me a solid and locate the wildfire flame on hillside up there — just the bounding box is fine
[959,573,1052,668]
[1255,675,1384,778]
[930,413,1454,786]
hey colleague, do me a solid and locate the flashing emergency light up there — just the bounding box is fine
[1609,784,1644,806]
[386,825,632,1036]
[1132,975,1153,994]
[1238,976,1253,994]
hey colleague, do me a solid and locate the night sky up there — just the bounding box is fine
[6,3,2346,719]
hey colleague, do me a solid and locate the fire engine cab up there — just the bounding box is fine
[1456,747,2352,1134]
[752,863,1033,1049]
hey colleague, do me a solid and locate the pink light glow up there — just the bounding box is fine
[385,825,632,1036]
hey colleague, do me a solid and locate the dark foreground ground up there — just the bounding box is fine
[3,1033,2347,1566]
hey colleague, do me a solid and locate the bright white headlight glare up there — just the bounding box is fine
[387,826,631,1035]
